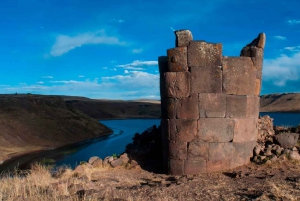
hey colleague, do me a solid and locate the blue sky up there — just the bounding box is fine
[0,0,299,100]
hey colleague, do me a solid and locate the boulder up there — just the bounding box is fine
[88,156,100,165]
[274,133,299,148]
[92,158,103,168]
[110,158,124,167]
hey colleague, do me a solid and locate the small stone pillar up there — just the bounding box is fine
[159,30,265,175]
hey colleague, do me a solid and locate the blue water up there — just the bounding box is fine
[0,119,160,172]
[260,112,300,127]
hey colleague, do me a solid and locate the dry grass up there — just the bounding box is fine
[2,161,300,201]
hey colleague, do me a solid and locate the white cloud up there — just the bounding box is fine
[284,46,300,52]
[116,60,158,70]
[110,19,125,23]
[110,68,117,71]
[42,76,53,79]
[170,27,175,31]
[132,49,143,54]
[263,52,300,86]
[274,35,286,40]
[36,81,44,84]
[1,72,160,100]
[124,70,129,74]
[287,19,300,25]
[78,75,85,78]
[50,30,126,57]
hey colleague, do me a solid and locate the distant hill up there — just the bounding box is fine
[260,93,300,112]
[65,98,161,120]
[0,94,112,162]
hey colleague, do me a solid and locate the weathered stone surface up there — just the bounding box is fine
[190,66,222,93]
[175,30,193,47]
[184,159,206,175]
[176,95,199,119]
[158,56,168,73]
[167,47,188,72]
[169,141,187,160]
[257,33,266,49]
[163,72,190,98]
[169,119,197,142]
[231,142,246,168]
[198,93,226,117]
[120,153,129,164]
[197,118,235,142]
[206,160,230,173]
[110,158,124,167]
[188,141,209,160]
[233,118,258,142]
[161,98,177,119]
[188,41,222,68]
[255,78,261,96]
[274,133,299,149]
[209,143,234,161]
[223,57,256,95]
[92,158,103,168]
[244,141,256,158]
[226,95,259,118]
[88,156,100,165]
[169,159,184,175]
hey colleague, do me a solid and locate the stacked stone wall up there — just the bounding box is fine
[159,30,265,175]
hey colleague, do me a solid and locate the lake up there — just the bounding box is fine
[0,119,160,172]
[260,112,300,127]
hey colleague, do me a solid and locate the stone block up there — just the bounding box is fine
[161,98,177,119]
[198,93,226,117]
[169,141,187,160]
[223,57,256,95]
[169,119,197,142]
[175,30,193,47]
[167,47,188,72]
[163,72,190,98]
[188,141,209,160]
[255,78,261,96]
[244,141,256,159]
[197,119,235,143]
[176,95,199,119]
[206,160,230,173]
[209,143,234,161]
[184,159,207,175]
[226,95,259,118]
[169,159,184,175]
[231,142,248,168]
[158,56,168,73]
[233,118,258,142]
[188,41,222,68]
[190,66,222,93]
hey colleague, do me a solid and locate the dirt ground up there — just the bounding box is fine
[44,158,300,201]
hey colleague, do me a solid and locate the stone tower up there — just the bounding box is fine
[159,30,265,175]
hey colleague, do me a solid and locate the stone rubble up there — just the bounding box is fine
[252,115,300,164]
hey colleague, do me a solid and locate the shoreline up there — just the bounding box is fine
[0,130,114,171]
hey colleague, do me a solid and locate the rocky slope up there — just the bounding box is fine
[0,94,112,162]
[260,93,300,112]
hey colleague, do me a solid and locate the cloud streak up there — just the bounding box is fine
[263,52,300,87]
[274,35,286,40]
[287,19,300,25]
[116,60,158,70]
[50,30,126,57]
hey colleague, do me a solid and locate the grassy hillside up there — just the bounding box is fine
[0,94,112,162]
[260,93,300,112]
